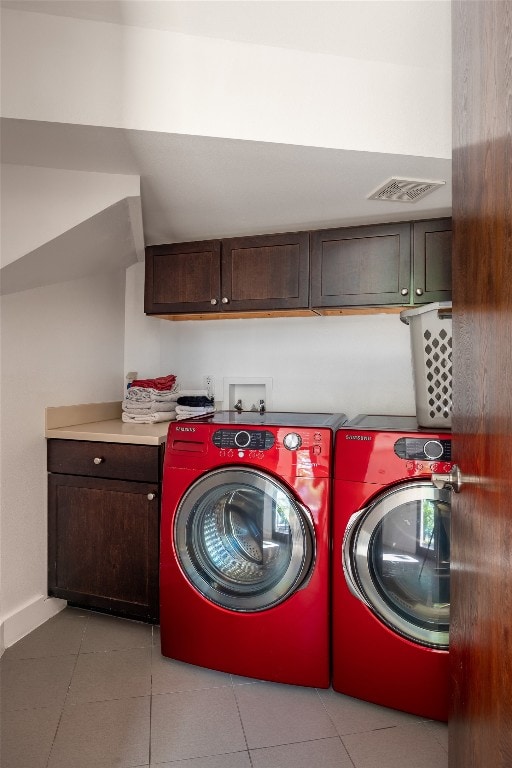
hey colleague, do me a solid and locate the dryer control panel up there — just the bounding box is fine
[394,437,452,462]
[212,429,275,451]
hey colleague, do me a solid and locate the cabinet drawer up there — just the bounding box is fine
[47,440,161,483]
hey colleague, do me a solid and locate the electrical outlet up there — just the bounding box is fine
[204,375,215,397]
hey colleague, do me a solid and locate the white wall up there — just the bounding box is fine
[0,270,126,647]
[1,7,451,159]
[158,313,416,420]
[124,261,174,380]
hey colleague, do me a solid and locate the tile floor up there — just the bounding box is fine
[1,607,448,768]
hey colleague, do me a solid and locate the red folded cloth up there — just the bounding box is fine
[130,374,177,391]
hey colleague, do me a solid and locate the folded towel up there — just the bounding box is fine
[175,405,215,414]
[125,387,154,402]
[122,401,177,415]
[176,396,214,408]
[122,411,177,424]
[152,391,180,402]
[175,405,215,420]
[125,387,179,404]
[130,374,178,391]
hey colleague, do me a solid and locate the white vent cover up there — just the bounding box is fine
[368,177,446,203]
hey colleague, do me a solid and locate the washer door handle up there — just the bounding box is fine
[341,508,371,607]
[431,465,463,492]
[293,502,316,592]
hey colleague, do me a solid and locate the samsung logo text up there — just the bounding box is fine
[345,434,373,441]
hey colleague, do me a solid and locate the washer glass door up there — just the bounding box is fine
[174,467,315,612]
[343,481,450,648]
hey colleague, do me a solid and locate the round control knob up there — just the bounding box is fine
[234,430,251,448]
[423,440,444,460]
[283,432,302,451]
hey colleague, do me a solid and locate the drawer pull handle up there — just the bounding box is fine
[93,457,104,465]
[147,492,157,501]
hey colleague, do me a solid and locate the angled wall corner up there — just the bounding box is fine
[0,198,140,295]
[126,196,145,262]
[0,164,140,268]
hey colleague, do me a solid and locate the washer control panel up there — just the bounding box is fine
[212,429,275,451]
[394,437,451,462]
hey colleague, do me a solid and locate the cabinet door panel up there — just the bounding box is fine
[413,219,452,303]
[145,240,221,314]
[222,232,309,310]
[311,223,411,307]
[48,475,159,621]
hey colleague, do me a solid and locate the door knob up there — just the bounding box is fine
[432,465,463,493]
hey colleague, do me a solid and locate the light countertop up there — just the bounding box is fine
[45,402,170,446]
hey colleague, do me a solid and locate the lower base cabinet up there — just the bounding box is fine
[47,439,163,623]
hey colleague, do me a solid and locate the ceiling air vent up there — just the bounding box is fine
[368,177,446,203]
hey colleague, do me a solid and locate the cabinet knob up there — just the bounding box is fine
[415,288,424,296]
[400,288,409,296]
[93,457,104,465]
[210,298,218,305]
[221,297,229,304]
[147,492,157,501]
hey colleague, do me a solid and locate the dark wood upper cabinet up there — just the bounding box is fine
[145,240,221,314]
[221,232,310,311]
[412,218,452,304]
[145,231,310,315]
[145,219,451,316]
[310,222,412,307]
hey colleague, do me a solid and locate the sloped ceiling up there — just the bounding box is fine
[1,0,452,258]
[0,119,452,246]
[0,0,452,66]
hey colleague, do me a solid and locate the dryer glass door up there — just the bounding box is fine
[343,481,450,648]
[174,467,315,612]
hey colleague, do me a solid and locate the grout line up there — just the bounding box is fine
[231,680,255,768]
[314,687,357,768]
[149,624,156,767]
[44,611,90,768]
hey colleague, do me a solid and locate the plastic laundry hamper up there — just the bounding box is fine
[400,302,453,428]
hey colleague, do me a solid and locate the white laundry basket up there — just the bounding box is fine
[400,302,452,428]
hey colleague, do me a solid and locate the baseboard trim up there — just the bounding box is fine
[0,595,67,652]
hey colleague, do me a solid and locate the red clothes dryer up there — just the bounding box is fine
[160,411,346,688]
[332,415,452,721]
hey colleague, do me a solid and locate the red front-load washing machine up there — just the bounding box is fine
[332,414,452,721]
[160,410,346,688]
